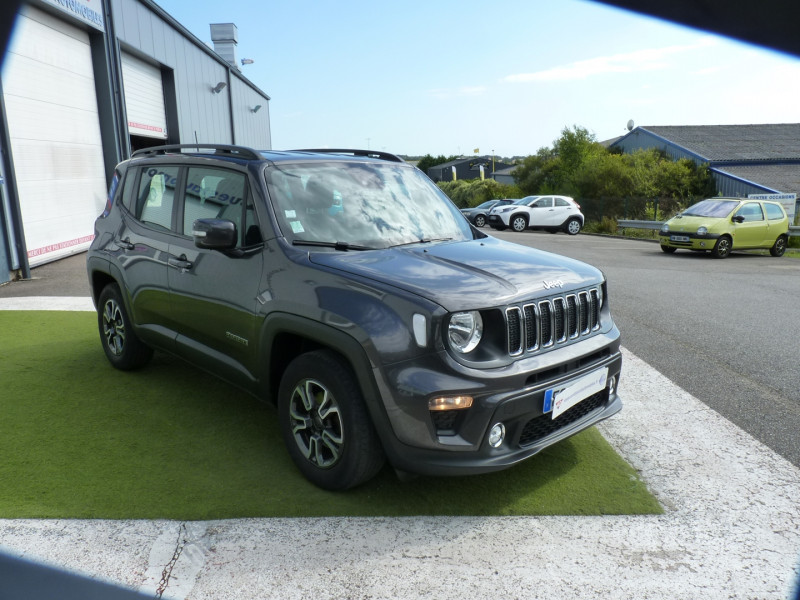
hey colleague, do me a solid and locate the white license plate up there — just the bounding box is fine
[670,235,690,242]
[543,366,608,419]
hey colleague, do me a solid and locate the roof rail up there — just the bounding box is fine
[131,144,262,161]
[292,148,405,163]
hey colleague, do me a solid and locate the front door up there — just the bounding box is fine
[731,202,767,248]
[167,165,264,385]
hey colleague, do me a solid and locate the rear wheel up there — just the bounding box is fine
[660,245,677,254]
[511,215,528,232]
[565,218,582,235]
[711,235,732,259]
[278,350,385,490]
[769,235,787,257]
[97,283,153,370]
[474,215,486,227]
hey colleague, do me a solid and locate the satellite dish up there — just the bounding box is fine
[626,119,634,131]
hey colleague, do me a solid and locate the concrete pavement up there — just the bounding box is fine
[1,293,799,599]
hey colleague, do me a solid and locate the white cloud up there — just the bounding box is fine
[428,85,487,99]
[503,37,718,83]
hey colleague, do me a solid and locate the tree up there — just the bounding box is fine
[416,154,459,175]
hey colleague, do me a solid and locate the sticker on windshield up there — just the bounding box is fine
[290,221,305,234]
[285,209,297,219]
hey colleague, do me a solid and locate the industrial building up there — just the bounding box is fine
[0,0,272,283]
[611,124,799,220]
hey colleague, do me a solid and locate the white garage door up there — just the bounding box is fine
[2,5,107,266]
[121,52,167,139]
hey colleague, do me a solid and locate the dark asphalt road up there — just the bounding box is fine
[3,235,800,467]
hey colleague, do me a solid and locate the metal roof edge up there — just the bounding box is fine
[138,0,270,100]
[709,166,780,193]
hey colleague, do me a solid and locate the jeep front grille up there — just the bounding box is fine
[505,288,601,356]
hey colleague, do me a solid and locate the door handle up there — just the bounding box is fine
[169,255,193,270]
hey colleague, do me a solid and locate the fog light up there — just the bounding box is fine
[429,395,473,411]
[607,375,617,396]
[488,423,505,448]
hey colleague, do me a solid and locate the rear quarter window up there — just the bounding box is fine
[764,203,786,220]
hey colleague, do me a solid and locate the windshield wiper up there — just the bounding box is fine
[390,237,453,248]
[292,239,377,251]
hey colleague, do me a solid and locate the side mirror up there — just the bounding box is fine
[732,215,745,224]
[192,219,237,249]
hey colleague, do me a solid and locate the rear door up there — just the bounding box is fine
[115,163,181,347]
[553,196,579,226]
[167,165,265,384]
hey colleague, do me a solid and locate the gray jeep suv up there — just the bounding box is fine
[87,145,622,490]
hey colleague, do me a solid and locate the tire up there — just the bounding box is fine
[565,218,582,235]
[660,245,677,254]
[278,349,385,490]
[97,283,153,370]
[511,215,528,232]
[711,235,732,259]
[769,235,787,257]
[474,215,486,228]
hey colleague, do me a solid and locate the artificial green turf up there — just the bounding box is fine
[0,311,662,519]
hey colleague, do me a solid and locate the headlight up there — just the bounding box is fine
[448,311,483,354]
[660,223,669,233]
[697,226,708,235]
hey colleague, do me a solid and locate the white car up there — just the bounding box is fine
[487,195,584,234]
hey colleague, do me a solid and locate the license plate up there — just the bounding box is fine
[670,235,690,242]
[543,367,608,419]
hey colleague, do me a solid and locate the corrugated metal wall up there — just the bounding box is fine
[110,0,271,149]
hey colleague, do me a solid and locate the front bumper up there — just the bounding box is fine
[372,336,623,476]
[487,213,511,227]
[659,232,720,249]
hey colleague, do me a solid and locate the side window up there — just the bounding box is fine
[119,169,137,213]
[183,167,252,246]
[533,197,553,208]
[764,203,785,220]
[554,198,570,207]
[134,166,180,231]
[735,202,764,222]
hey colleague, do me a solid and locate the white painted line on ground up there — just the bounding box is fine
[0,296,94,311]
[0,299,798,599]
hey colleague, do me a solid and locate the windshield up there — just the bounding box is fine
[682,199,740,218]
[265,161,474,248]
[512,197,535,205]
[475,200,497,209]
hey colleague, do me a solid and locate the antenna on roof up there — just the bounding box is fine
[626,119,635,131]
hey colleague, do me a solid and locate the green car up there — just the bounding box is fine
[659,198,790,258]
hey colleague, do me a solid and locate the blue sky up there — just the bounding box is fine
[154,0,800,158]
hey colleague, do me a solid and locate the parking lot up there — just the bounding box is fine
[1,237,799,598]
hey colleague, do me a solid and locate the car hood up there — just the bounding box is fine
[308,236,603,311]
[665,215,723,233]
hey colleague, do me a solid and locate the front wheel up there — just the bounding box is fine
[511,215,528,232]
[278,350,385,490]
[711,236,732,258]
[770,235,787,257]
[474,215,486,227]
[97,283,153,370]
[660,245,677,254]
[565,218,582,235]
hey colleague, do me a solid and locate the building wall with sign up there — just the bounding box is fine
[0,0,271,280]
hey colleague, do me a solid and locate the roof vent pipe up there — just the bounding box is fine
[210,23,239,71]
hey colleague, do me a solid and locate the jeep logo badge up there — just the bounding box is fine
[543,280,565,289]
